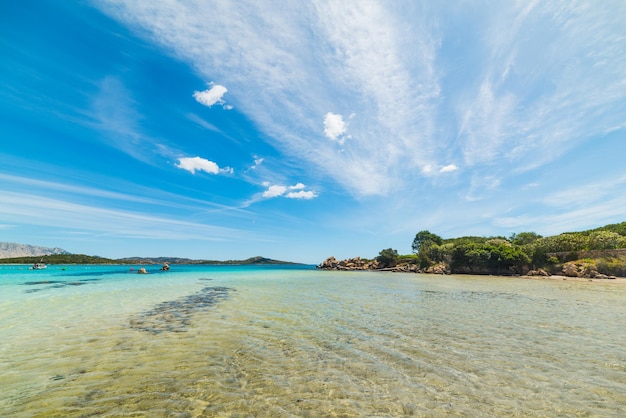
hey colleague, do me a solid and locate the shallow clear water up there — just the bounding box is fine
[1,264,625,417]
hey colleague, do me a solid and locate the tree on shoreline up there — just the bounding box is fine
[411,230,443,254]
[377,248,399,268]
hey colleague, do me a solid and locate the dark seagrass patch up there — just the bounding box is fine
[129,286,233,334]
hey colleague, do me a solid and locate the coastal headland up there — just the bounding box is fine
[317,222,626,281]
[317,255,626,282]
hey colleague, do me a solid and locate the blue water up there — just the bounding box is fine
[1,264,625,416]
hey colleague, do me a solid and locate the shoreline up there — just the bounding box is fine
[519,274,626,284]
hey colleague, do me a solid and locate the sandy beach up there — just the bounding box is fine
[521,274,626,283]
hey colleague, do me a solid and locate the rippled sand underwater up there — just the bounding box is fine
[1,265,625,416]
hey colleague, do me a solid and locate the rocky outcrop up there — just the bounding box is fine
[317,256,380,271]
[382,263,420,273]
[561,262,617,279]
[526,269,551,277]
[424,263,451,275]
[562,263,580,277]
[317,256,444,274]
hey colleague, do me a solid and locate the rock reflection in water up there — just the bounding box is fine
[129,286,232,334]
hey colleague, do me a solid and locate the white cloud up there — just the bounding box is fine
[440,164,458,173]
[262,184,288,198]
[286,190,317,199]
[261,182,317,199]
[323,112,347,143]
[250,156,264,170]
[193,84,231,109]
[176,156,231,175]
[421,163,458,176]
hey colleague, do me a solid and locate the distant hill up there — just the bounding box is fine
[117,255,300,265]
[0,251,300,265]
[0,242,70,259]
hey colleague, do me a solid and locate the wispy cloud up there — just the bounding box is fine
[94,0,626,239]
[493,195,626,238]
[540,175,626,209]
[456,2,626,172]
[250,156,264,170]
[186,113,220,132]
[0,173,254,220]
[0,191,250,241]
[90,76,147,161]
[96,0,442,197]
[89,76,186,166]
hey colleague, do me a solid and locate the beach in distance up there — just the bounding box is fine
[1,263,625,416]
[520,274,626,283]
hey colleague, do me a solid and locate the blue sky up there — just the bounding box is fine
[1,1,625,263]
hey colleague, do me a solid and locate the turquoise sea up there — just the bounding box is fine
[1,264,625,417]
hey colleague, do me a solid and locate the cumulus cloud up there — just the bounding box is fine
[440,164,458,173]
[261,182,317,199]
[323,112,347,143]
[262,184,288,198]
[176,156,231,175]
[193,83,232,109]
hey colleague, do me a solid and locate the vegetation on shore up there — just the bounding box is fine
[321,222,626,278]
[0,254,298,265]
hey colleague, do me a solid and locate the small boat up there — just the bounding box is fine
[29,262,47,270]
[29,258,48,270]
